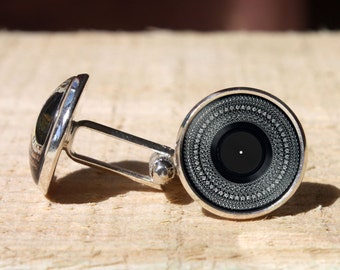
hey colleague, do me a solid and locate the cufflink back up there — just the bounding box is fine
[29,74,175,195]
[29,74,306,220]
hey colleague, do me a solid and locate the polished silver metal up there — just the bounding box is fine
[29,74,175,194]
[149,153,176,185]
[175,87,307,220]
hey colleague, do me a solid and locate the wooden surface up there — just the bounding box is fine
[0,31,339,269]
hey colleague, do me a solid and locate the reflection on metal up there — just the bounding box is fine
[30,74,306,220]
[29,74,175,194]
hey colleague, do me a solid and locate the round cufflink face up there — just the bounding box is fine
[176,87,306,219]
[29,74,88,193]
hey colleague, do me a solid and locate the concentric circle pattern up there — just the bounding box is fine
[181,93,301,213]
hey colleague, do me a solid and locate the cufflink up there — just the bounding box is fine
[30,74,306,219]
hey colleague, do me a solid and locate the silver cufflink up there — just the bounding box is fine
[30,74,306,220]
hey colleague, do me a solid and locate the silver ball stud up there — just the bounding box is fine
[149,153,175,185]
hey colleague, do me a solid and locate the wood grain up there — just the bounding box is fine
[0,31,339,269]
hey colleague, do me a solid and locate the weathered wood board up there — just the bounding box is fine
[0,31,339,269]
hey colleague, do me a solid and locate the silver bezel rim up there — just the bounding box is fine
[175,87,307,220]
[34,74,88,194]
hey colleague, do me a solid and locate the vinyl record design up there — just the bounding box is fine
[176,88,306,219]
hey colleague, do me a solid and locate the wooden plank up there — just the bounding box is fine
[0,31,339,269]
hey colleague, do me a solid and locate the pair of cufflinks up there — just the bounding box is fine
[29,74,306,220]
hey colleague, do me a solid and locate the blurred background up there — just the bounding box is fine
[0,0,340,32]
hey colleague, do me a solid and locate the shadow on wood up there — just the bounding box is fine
[271,182,340,217]
[47,161,339,220]
[202,182,340,220]
[47,160,193,205]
